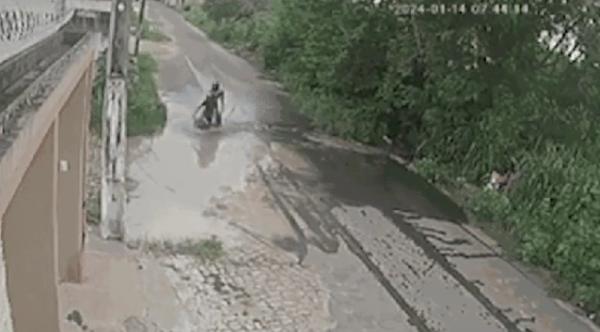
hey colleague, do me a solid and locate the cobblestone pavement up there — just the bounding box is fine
[156,239,334,332]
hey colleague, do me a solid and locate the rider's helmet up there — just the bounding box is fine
[211,81,220,92]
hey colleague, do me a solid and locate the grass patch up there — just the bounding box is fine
[127,53,167,136]
[86,191,101,225]
[91,52,166,137]
[130,8,140,29]
[145,236,225,261]
[141,21,171,42]
[90,53,106,134]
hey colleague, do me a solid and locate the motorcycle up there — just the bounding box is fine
[193,105,222,130]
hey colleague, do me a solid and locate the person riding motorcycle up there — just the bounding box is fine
[194,81,225,128]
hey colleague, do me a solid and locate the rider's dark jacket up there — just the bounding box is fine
[200,89,224,116]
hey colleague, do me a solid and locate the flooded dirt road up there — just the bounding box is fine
[123,2,599,332]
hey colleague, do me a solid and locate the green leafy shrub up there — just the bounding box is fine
[413,157,447,184]
[127,54,167,137]
[467,189,512,228]
[184,1,265,50]
[90,52,106,134]
[510,145,600,303]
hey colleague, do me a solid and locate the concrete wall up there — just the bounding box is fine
[0,32,94,332]
[57,67,91,283]
[2,123,61,332]
[0,2,67,328]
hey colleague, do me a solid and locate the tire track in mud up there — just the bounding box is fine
[267,135,523,331]
[395,213,522,332]
[256,164,434,332]
[333,221,434,332]
[256,164,309,265]
[256,155,525,332]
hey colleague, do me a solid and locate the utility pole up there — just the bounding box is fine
[134,0,147,56]
[101,0,130,240]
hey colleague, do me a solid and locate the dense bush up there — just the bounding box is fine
[184,0,600,313]
[127,54,167,136]
[184,1,267,50]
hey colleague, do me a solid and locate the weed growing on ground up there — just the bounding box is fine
[145,236,225,262]
[85,191,101,225]
[141,21,171,42]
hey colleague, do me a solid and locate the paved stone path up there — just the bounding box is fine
[157,239,334,332]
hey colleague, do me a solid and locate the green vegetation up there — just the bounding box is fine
[90,53,106,134]
[91,52,167,137]
[86,192,101,225]
[128,53,167,136]
[184,0,600,314]
[141,21,171,42]
[145,236,225,261]
[183,0,268,51]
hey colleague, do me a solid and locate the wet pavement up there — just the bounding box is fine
[122,2,599,332]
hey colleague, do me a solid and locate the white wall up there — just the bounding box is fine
[0,0,73,65]
[0,0,64,15]
[0,0,66,43]
[65,0,111,13]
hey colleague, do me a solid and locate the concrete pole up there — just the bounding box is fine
[101,0,130,240]
[134,0,147,56]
